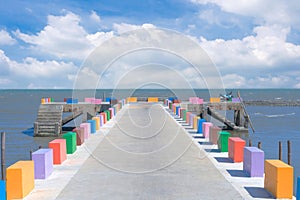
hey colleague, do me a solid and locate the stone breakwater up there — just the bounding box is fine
[244,100,300,106]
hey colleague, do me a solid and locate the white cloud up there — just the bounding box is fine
[200,25,300,71]
[0,30,16,45]
[86,31,114,47]
[90,11,101,23]
[113,23,156,34]
[191,0,300,28]
[14,12,94,60]
[222,74,246,88]
[0,49,78,88]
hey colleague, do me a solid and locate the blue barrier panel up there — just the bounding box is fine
[197,118,206,133]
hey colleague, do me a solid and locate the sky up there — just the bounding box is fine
[0,0,300,89]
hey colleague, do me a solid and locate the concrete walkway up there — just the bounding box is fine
[26,103,245,200]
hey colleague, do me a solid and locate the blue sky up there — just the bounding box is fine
[0,0,300,88]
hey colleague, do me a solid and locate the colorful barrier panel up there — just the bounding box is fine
[228,137,245,162]
[66,98,78,104]
[297,177,300,200]
[73,127,85,145]
[100,112,107,124]
[210,97,221,103]
[85,97,95,103]
[148,97,158,102]
[231,98,240,103]
[179,108,183,118]
[0,180,6,200]
[186,112,191,124]
[62,132,77,154]
[49,139,67,164]
[87,119,96,133]
[127,97,137,103]
[6,161,34,200]
[92,116,100,130]
[218,131,230,152]
[182,109,187,121]
[176,106,180,116]
[80,123,91,139]
[98,114,104,127]
[109,107,115,118]
[105,110,111,121]
[264,160,293,199]
[209,126,221,144]
[32,148,53,179]
[202,122,212,138]
[189,113,195,127]
[197,118,206,133]
[243,147,264,177]
[193,116,199,130]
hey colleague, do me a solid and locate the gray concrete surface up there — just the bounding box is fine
[55,103,243,200]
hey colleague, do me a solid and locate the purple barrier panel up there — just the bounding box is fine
[32,148,53,179]
[243,147,264,177]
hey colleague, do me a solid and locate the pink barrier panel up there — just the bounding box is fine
[95,99,102,104]
[85,98,95,103]
[80,123,91,139]
[202,122,213,138]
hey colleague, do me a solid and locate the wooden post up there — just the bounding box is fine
[30,149,32,160]
[249,139,252,147]
[1,132,5,180]
[288,140,291,165]
[258,142,262,149]
[278,141,282,160]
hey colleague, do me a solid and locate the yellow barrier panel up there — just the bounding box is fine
[127,97,137,103]
[92,117,100,130]
[210,97,221,103]
[6,161,35,200]
[193,116,199,130]
[148,97,158,102]
[264,160,293,199]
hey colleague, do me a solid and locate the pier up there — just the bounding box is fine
[26,103,244,199]
[34,99,250,136]
[3,99,296,199]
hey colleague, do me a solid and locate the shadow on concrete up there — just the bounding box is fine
[198,141,210,145]
[204,148,220,153]
[183,126,193,129]
[193,135,204,139]
[187,130,197,134]
[244,187,274,199]
[214,157,232,163]
[227,169,249,178]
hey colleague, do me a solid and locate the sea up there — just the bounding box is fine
[1,89,300,192]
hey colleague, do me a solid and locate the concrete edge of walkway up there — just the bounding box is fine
[163,104,296,200]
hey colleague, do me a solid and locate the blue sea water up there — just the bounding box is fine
[0,89,300,192]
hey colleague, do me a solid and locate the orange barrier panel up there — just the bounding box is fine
[193,116,199,130]
[148,97,158,102]
[264,160,293,199]
[6,161,34,200]
[228,137,246,162]
[210,97,220,103]
[127,97,137,103]
[49,139,67,165]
